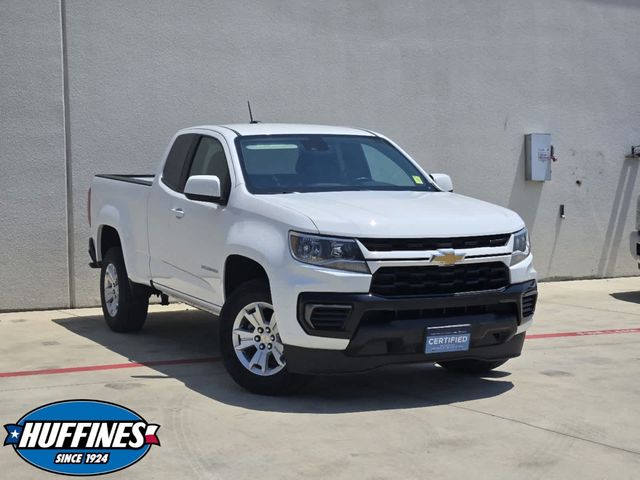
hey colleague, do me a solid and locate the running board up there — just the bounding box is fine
[151,282,222,316]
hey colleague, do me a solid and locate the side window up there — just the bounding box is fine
[162,134,198,191]
[188,136,231,198]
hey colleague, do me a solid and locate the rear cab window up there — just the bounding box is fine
[161,134,199,192]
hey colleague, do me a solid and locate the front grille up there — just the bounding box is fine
[370,262,510,296]
[360,234,511,252]
[522,293,537,317]
[361,302,517,325]
[306,305,352,331]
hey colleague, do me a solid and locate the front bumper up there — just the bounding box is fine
[286,333,527,374]
[286,280,537,374]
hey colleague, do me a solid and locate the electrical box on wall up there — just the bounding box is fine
[525,133,552,181]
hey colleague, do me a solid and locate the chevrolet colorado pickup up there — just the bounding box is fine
[89,123,537,394]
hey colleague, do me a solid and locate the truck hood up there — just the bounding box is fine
[260,191,524,238]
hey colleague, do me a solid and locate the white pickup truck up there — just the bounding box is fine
[89,123,537,394]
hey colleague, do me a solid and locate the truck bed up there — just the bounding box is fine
[90,174,155,284]
[95,174,154,186]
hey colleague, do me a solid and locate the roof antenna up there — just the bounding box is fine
[247,101,260,124]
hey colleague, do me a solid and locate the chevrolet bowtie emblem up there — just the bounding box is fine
[430,250,466,266]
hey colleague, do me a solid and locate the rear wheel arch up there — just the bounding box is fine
[223,255,270,300]
[98,225,122,261]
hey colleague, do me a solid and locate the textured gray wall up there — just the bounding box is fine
[2,0,640,310]
[0,0,69,310]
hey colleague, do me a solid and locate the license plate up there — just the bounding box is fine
[425,324,471,354]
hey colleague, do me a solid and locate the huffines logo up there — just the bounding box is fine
[4,400,160,476]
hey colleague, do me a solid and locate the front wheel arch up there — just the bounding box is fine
[223,255,270,300]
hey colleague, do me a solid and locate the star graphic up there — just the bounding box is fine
[10,430,19,439]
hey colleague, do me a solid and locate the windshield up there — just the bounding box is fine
[235,134,438,194]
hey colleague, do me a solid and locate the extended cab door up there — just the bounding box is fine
[148,132,232,307]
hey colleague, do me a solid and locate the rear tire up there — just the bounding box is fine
[438,359,508,374]
[219,279,310,395]
[100,247,150,333]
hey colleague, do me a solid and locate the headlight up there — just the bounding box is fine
[289,232,370,273]
[511,227,531,265]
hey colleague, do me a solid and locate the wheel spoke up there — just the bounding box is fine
[271,344,285,366]
[272,342,284,356]
[243,309,261,329]
[249,349,267,373]
[256,350,268,372]
[249,349,260,368]
[233,329,256,350]
[254,303,267,325]
[269,317,279,336]
[234,328,255,342]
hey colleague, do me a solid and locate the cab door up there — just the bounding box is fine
[148,133,232,307]
[148,133,199,295]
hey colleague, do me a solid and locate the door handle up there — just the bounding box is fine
[171,207,184,219]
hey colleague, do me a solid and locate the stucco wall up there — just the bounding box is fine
[0,0,68,310]
[1,0,640,310]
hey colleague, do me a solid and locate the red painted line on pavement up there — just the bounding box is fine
[1,327,639,379]
[0,356,220,378]
[526,327,640,339]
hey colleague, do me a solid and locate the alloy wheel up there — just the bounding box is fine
[103,263,120,317]
[232,301,285,376]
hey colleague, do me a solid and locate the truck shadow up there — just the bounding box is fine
[610,291,640,304]
[53,308,514,414]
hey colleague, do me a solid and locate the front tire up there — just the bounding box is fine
[438,359,508,374]
[219,280,309,395]
[100,247,150,333]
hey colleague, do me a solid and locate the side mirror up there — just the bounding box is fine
[430,173,453,192]
[184,175,223,203]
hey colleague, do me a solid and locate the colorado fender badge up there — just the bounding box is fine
[3,400,160,476]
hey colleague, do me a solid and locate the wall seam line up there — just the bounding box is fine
[60,0,75,308]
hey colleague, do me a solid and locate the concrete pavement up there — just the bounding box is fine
[1,277,639,479]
